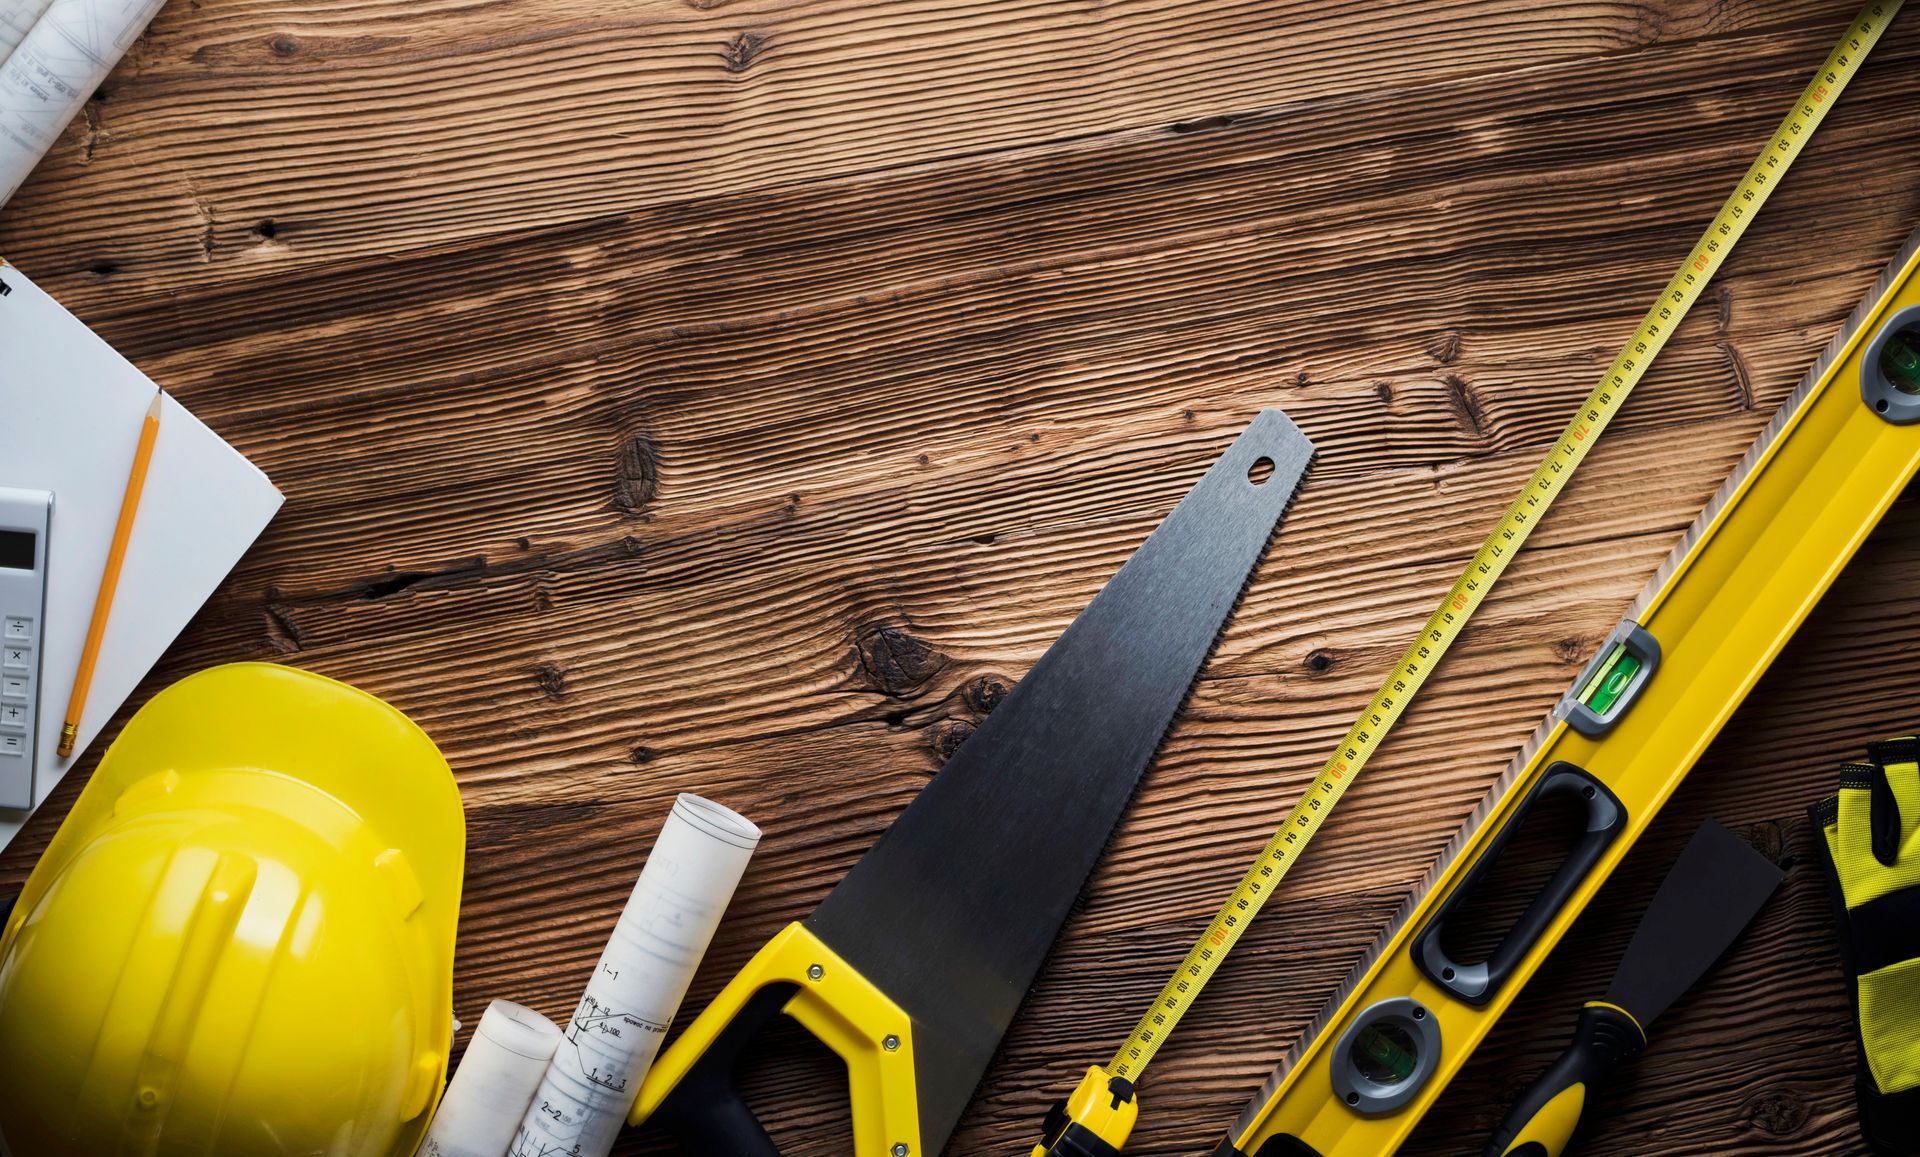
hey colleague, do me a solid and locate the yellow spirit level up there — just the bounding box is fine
[1220,218,1920,1156]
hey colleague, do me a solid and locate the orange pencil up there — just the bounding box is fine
[57,388,162,758]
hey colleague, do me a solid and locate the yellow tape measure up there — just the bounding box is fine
[1105,2,1898,1083]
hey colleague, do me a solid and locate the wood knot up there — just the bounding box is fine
[360,569,433,600]
[1426,331,1462,364]
[930,719,975,763]
[629,745,658,765]
[723,30,766,72]
[1733,817,1790,866]
[536,663,568,700]
[1169,114,1237,134]
[1719,339,1757,411]
[853,624,945,696]
[613,434,659,516]
[1551,637,1590,665]
[264,602,304,652]
[1443,373,1487,439]
[268,33,301,56]
[964,674,1009,715]
[1740,1087,1808,1135]
[1304,649,1336,675]
[1374,381,1394,404]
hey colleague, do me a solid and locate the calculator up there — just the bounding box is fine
[0,487,51,810]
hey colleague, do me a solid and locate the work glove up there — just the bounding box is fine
[1812,737,1920,1155]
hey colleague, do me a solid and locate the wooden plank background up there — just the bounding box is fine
[3,1,1919,1153]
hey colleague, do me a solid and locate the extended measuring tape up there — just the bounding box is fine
[1034,5,1902,1155]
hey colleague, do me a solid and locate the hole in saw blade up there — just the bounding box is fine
[1434,786,1590,966]
[1247,456,1276,485]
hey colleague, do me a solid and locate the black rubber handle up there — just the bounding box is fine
[1414,763,1624,1004]
[647,983,794,1156]
[1483,1002,1644,1157]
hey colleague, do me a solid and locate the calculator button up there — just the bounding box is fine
[2,647,27,670]
[1,678,22,700]
[0,704,23,727]
[3,618,28,640]
[0,735,21,756]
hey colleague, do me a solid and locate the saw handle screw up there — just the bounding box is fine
[807,963,824,980]
[892,1144,909,1156]
[883,1034,900,1051]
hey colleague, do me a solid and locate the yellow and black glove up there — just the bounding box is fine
[1813,737,1920,1155]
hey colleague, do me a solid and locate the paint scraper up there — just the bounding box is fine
[1485,817,1785,1157]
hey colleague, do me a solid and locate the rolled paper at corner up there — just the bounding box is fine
[0,0,54,68]
[0,0,168,207]
[511,794,761,1157]
[421,1000,563,1157]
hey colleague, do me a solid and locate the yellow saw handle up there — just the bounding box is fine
[628,923,922,1156]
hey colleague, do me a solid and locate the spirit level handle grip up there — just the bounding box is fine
[1483,1002,1644,1156]
[1415,764,1624,1005]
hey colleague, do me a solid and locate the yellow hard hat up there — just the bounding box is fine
[0,662,464,1156]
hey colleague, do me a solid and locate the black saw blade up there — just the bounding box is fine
[1605,818,1784,1028]
[806,409,1314,1152]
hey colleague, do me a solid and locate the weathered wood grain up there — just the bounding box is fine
[1,1,1918,1154]
[0,0,1860,302]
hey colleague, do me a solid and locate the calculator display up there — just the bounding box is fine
[0,531,33,571]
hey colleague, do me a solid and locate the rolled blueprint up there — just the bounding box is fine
[423,1001,563,1157]
[0,0,53,66]
[0,0,167,207]
[510,794,761,1157]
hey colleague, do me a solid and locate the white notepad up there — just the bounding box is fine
[0,262,282,849]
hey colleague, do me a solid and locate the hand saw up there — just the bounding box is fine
[1223,211,1920,1156]
[626,410,1315,1155]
